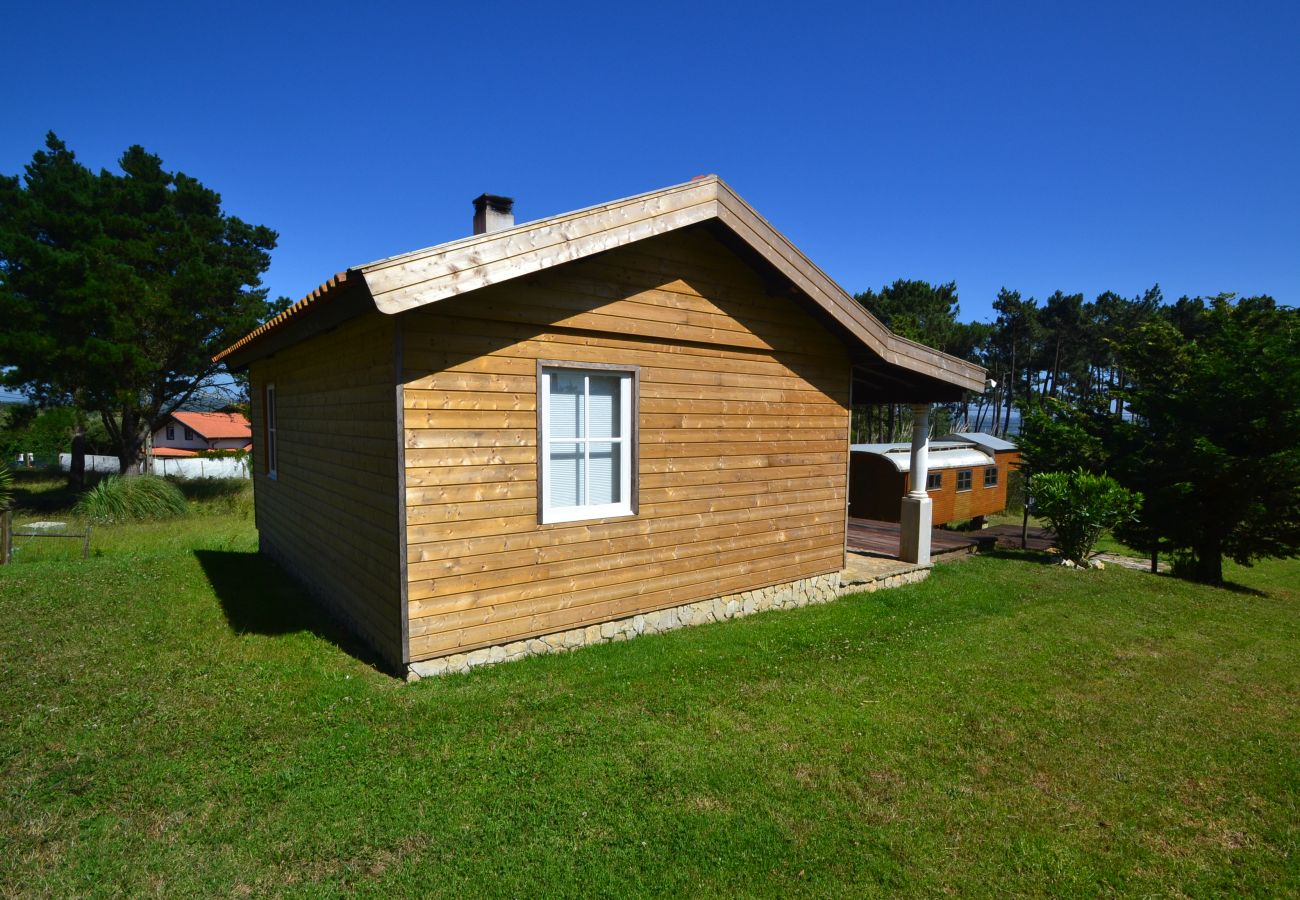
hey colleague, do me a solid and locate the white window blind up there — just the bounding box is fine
[540,367,633,523]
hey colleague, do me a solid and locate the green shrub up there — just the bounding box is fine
[74,474,189,524]
[1031,469,1141,566]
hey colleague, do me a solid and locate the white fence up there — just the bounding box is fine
[58,453,119,474]
[59,453,250,480]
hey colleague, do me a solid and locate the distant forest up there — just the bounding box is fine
[851,280,1168,443]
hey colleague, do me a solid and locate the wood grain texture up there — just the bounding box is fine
[352,175,984,393]
[249,314,404,667]
[402,228,852,662]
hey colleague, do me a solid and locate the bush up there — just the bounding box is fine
[1031,469,1141,566]
[74,475,189,524]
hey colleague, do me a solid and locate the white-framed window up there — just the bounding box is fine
[265,383,278,479]
[165,425,175,440]
[538,363,636,524]
[926,471,942,491]
[984,466,999,487]
[956,469,972,492]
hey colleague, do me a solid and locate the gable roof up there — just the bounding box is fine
[215,176,985,393]
[168,411,251,440]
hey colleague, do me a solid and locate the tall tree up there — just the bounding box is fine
[991,288,1040,435]
[854,279,962,353]
[0,133,279,473]
[852,280,966,442]
[1038,291,1085,398]
[1109,294,1300,583]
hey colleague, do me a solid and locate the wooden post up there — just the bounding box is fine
[82,525,92,560]
[899,404,932,565]
[1,509,10,565]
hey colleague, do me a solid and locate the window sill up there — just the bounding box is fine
[540,503,634,525]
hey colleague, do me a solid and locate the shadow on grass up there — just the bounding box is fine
[194,549,395,675]
[1209,580,1269,598]
[980,546,1270,597]
[173,478,249,503]
[11,469,106,515]
[981,546,1057,565]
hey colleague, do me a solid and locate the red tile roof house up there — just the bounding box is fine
[214,177,986,678]
[150,411,252,459]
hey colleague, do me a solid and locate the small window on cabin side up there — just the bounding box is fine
[539,365,636,524]
[184,427,195,441]
[265,383,278,479]
[165,425,175,441]
[984,466,998,487]
[926,471,942,491]
[956,469,973,492]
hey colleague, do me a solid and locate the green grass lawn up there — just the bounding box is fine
[1,479,1297,896]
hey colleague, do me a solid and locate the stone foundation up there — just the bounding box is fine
[407,565,929,680]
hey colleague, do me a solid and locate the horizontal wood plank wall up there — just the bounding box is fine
[250,314,403,666]
[401,227,850,661]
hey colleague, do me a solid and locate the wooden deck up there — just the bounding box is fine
[846,518,991,559]
[845,518,1059,560]
[984,524,1056,551]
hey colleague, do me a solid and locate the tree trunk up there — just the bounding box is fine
[116,410,148,475]
[1022,500,1030,549]
[69,424,86,489]
[1003,346,1015,437]
[1192,540,1223,584]
[1050,339,1061,398]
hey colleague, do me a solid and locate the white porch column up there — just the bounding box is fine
[898,404,932,565]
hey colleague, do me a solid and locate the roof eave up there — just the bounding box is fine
[214,175,986,394]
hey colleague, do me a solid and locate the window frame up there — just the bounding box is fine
[183,426,195,441]
[264,382,278,480]
[984,466,999,488]
[956,469,973,492]
[925,470,942,491]
[536,360,639,525]
[165,424,175,441]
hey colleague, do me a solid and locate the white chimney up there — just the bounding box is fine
[472,194,514,234]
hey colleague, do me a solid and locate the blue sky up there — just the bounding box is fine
[2,0,1297,338]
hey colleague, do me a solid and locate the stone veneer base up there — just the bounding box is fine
[406,565,930,680]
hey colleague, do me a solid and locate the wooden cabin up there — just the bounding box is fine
[848,433,1019,525]
[215,177,985,677]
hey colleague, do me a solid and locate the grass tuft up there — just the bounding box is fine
[73,474,189,524]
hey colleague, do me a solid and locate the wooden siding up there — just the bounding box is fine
[249,314,404,667]
[401,228,851,662]
[910,449,1020,524]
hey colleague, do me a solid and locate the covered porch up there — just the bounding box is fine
[851,357,980,565]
